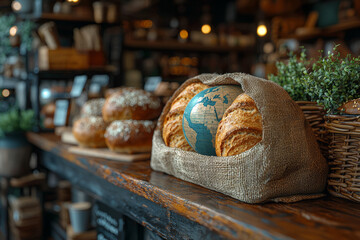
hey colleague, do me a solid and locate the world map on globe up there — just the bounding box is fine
[182,85,243,155]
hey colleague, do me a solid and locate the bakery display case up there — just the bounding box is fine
[1,0,360,240]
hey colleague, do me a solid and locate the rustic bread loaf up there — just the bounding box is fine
[105,120,156,153]
[81,98,105,117]
[162,82,209,151]
[72,116,108,148]
[215,93,262,156]
[102,88,162,122]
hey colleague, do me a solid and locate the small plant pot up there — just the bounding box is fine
[296,101,328,158]
[0,133,31,178]
[325,114,360,202]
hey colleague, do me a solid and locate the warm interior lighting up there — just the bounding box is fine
[179,29,188,39]
[257,24,267,37]
[11,1,22,11]
[67,0,79,2]
[201,24,211,34]
[2,89,10,98]
[9,26,17,36]
[142,20,153,28]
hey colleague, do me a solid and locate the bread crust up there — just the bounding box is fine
[102,88,162,122]
[105,120,156,154]
[72,116,108,148]
[81,98,105,117]
[215,93,262,156]
[162,82,209,151]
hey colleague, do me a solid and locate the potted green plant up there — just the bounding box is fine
[303,47,360,202]
[268,50,328,156]
[0,107,34,177]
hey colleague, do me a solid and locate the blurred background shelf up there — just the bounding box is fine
[281,18,360,41]
[30,67,117,80]
[124,39,254,53]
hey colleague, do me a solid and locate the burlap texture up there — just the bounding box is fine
[151,73,328,203]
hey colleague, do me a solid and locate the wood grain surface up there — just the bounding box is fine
[27,132,360,240]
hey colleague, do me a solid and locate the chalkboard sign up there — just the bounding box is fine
[144,76,162,92]
[95,201,124,240]
[70,75,87,97]
[53,99,69,126]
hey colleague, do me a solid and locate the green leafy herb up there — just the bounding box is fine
[268,50,310,101]
[303,47,360,114]
[0,108,34,137]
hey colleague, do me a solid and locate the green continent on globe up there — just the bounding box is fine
[183,85,243,156]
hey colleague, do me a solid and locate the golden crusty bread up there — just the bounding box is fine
[81,98,105,117]
[102,88,162,122]
[215,93,262,156]
[105,120,156,154]
[72,116,108,148]
[162,82,209,151]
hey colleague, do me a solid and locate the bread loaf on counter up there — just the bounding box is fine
[102,88,162,122]
[105,120,156,153]
[72,116,108,148]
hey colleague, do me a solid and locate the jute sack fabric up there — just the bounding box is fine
[151,73,328,203]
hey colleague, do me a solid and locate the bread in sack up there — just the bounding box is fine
[162,82,209,151]
[215,93,262,156]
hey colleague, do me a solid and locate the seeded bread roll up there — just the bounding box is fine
[105,120,156,154]
[215,93,263,156]
[162,82,209,151]
[102,88,162,122]
[72,116,108,148]
[81,98,105,117]
[105,87,123,98]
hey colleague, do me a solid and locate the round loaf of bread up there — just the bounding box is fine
[102,88,162,122]
[105,120,156,154]
[215,93,263,157]
[105,87,123,98]
[81,98,105,117]
[72,116,107,148]
[41,102,56,117]
[162,82,209,151]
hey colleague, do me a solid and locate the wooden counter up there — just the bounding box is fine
[27,132,360,240]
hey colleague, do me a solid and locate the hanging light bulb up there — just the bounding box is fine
[11,1,22,11]
[257,24,267,37]
[179,29,189,39]
[201,24,211,34]
[9,26,18,36]
[2,89,10,98]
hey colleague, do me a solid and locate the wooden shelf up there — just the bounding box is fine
[124,39,253,53]
[30,67,116,80]
[20,12,120,25]
[281,18,360,41]
[39,13,95,23]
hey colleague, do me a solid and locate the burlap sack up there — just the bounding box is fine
[151,73,328,203]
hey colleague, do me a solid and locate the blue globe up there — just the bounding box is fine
[182,85,243,155]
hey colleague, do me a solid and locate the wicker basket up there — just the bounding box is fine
[325,115,360,202]
[296,101,328,157]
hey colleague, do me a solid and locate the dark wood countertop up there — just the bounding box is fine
[27,132,360,240]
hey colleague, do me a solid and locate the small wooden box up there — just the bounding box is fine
[39,47,105,70]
